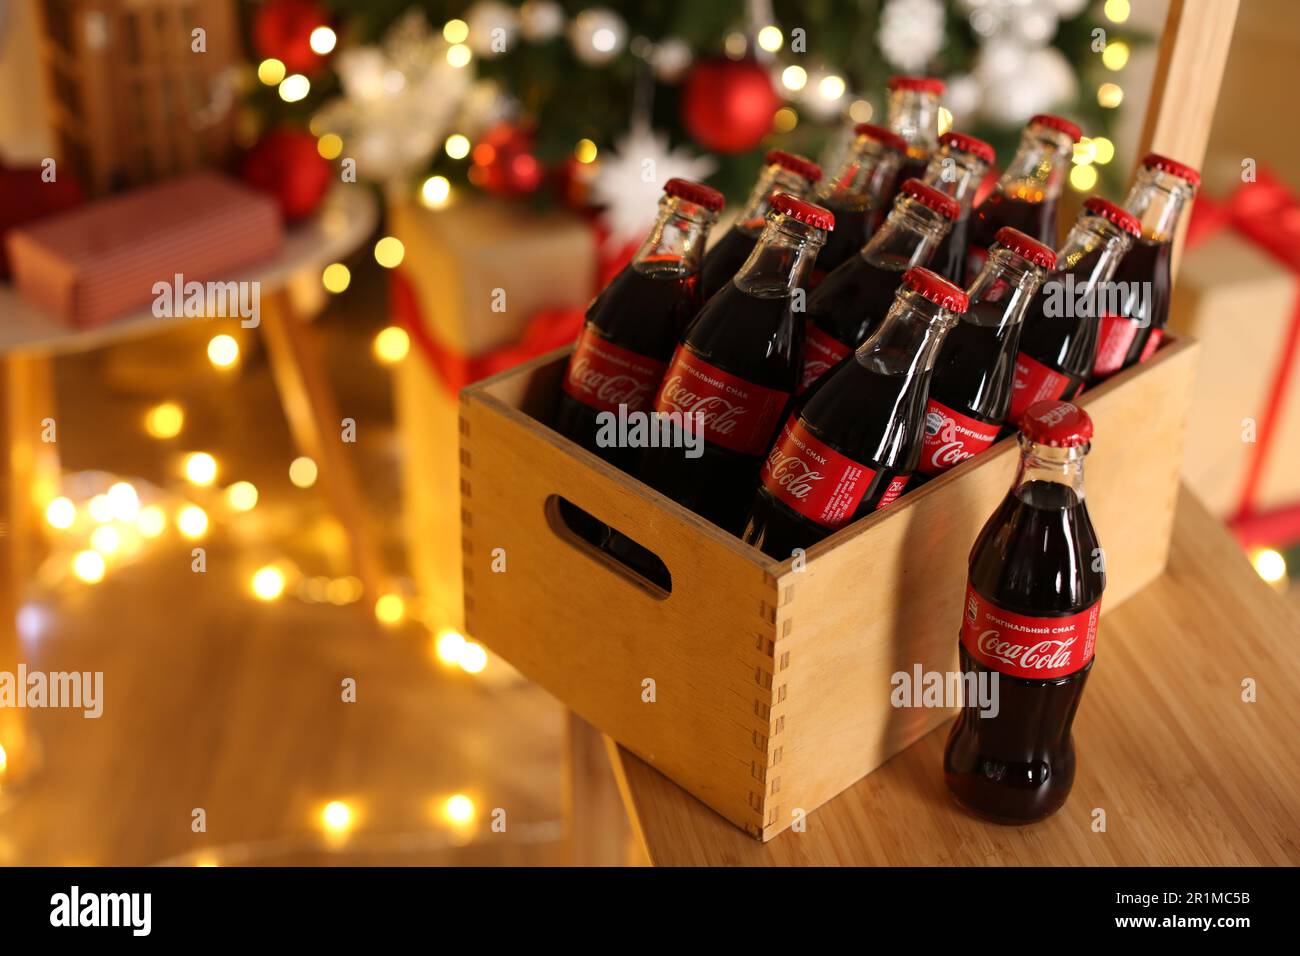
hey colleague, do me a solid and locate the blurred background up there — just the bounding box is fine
[0,0,1295,865]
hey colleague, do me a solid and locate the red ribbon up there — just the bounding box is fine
[1186,169,1300,540]
[389,218,635,395]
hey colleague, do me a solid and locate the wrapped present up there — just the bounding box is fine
[0,162,86,278]
[1172,169,1300,539]
[5,171,283,328]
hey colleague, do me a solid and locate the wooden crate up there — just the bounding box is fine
[459,335,1199,840]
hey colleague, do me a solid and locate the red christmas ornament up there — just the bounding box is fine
[470,123,544,198]
[239,128,331,222]
[681,58,781,154]
[254,0,331,75]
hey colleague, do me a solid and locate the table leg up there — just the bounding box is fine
[563,711,638,866]
[256,289,387,599]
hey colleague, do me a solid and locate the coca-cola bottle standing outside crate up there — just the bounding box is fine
[921,131,995,286]
[914,227,1056,484]
[639,194,833,534]
[808,123,906,283]
[555,178,723,472]
[700,150,822,300]
[742,267,968,559]
[883,75,946,202]
[1089,153,1200,381]
[965,114,1080,284]
[944,400,1104,825]
[1007,197,1139,425]
[800,178,959,391]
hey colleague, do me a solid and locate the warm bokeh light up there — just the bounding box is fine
[1073,139,1097,165]
[374,236,405,268]
[145,401,184,439]
[447,44,472,68]
[459,641,488,674]
[257,58,286,86]
[937,107,953,136]
[279,74,310,102]
[177,505,209,540]
[781,65,807,91]
[756,25,783,52]
[772,107,798,133]
[574,138,598,164]
[443,19,469,44]
[207,334,240,369]
[184,452,218,487]
[73,550,106,584]
[326,577,363,605]
[321,800,354,834]
[1252,548,1287,584]
[45,496,76,530]
[1069,164,1098,191]
[226,481,259,512]
[90,525,121,556]
[848,99,873,123]
[374,593,406,626]
[107,482,140,522]
[1091,136,1116,165]
[309,26,337,55]
[445,134,471,159]
[316,133,343,160]
[443,794,476,825]
[289,457,318,489]
[1097,83,1124,108]
[251,565,286,601]
[435,628,467,665]
[1103,0,1131,23]
[137,505,166,538]
[88,494,114,523]
[372,326,410,365]
[1102,41,1130,71]
[322,263,351,293]
[0,743,7,775]
[420,175,451,208]
[819,74,846,101]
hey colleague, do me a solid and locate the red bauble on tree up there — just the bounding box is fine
[239,128,332,222]
[253,0,331,74]
[470,123,544,199]
[681,58,781,154]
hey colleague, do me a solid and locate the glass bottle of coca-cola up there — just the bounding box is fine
[555,178,723,472]
[809,123,907,282]
[944,399,1104,825]
[800,178,959,392]
[921,131,995,285]
[884,75,945,199]
[913,228,1056,484]
[1007,197,1139,425]
[965,114,1080,283]
[742,267,967,558]
[638,194,833,534]
[700,150,822,300]
[1089,153,1199,381]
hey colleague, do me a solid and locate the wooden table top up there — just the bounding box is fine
[607,487,1300,866]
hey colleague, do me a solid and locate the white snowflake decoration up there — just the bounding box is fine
[878,0,947,72]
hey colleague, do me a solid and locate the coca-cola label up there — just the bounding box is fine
[918,399,1001,476]
[562,327,668,415]
[654,348,790,455]
[1007,352,1075,425]
[960,584,1100,680]
[760,418,903,529]
[1139,327,1163,362]
[1092,314,1139,378]
[799,323,854,392]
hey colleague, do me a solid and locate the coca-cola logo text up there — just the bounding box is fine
[764,446,825,500]
[568,357,655,411]
[658,374,747,436]
[976,630,1077,672]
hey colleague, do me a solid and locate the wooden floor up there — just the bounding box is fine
[0,268,567,866]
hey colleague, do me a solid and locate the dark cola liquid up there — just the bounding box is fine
[928,213,970,285]
[944,479,1103,824]
[743,349,925,558]
[810,203,871,284]
[554,260,701,472]
[700,226,761,301]
[966,194,1057,284]
[1099,237,1172,378]
[805,250,913,361]
[638,285,800,535]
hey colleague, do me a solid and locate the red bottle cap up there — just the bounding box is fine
[902,266,968,312]
[899,178,961,220]
[993,226,1057,269]
[888,75,945,95]
[1020,400,1094,448]
[663,178,724,211]
[770,193,834,231]
[1083,196,1141,237]
[1028,113,1082,143]
[854,123,908,154]
[765,149,822,183]
[1141,152,1201,188]
[939,131,995,165]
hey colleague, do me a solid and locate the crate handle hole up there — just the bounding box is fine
[545,495,672,598]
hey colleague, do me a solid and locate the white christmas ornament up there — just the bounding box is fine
[650,37,693,82]
[878,0,946,72]
[590,122,718,249]
[943,73,983,121]
[1049,0,1089,17]
[465,1,520,57]
[520,0,565,41]
[569,7,627,65]
[980,46,1075,125]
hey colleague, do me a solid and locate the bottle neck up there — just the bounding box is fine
[734,213,827,298]
[995,123,1074,205]
[736,165,817,234]
[862,195,953,266]
[922,148,989,215]
[887,89,941,157]
[856,288,959,378]
[1055,214,1135,285]
[815,136,902,213]
[1013,439,1087,501]
[1124,166,1195,242]
[632,195,718,276]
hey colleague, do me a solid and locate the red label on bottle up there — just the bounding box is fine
[799,323,854,392]
[562,327,668,414]
[918,399,1001,476]
[1139,327,1163,362]
[1008,353,1074,425]
[1092,314,1139,378]
[877,474,910,509]
[960,584,1100,680]
[760,417,893,529]
[655,348,790,455]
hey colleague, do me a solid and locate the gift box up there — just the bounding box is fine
[5,171,283,328]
